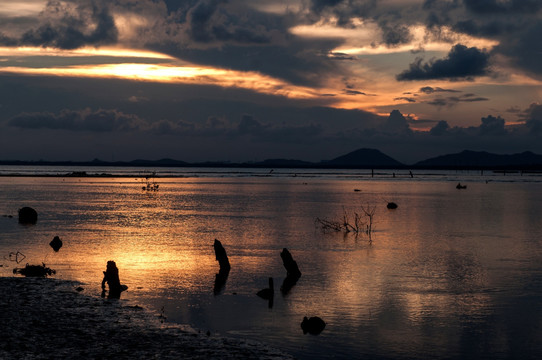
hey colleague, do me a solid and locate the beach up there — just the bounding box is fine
[0,276,294,359]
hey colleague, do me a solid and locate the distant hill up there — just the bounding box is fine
[3,149,542,170]
[253,159,314,167]
[129,158,189,166]
[324,148,404,167]
[414,150,542,168]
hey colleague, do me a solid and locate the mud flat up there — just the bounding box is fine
[0,277,294,360]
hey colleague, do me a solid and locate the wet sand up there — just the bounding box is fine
[0,277,294,359]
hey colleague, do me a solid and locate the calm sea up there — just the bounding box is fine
[1,166,542,359]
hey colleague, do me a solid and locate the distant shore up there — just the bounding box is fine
[0,276,293,359]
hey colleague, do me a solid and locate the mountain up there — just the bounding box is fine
[324,148,404,167]
[253,159,314,167]
[129,158,188,166]
[414,150,542,168]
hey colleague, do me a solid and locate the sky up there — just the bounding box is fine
[0,0,541,164]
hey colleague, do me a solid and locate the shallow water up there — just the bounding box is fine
[1,168,542,359]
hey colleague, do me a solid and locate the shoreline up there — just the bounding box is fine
[0,276,294,359]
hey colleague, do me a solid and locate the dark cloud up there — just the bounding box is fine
[344,89,368,96]
[379,110,413,135]
[426,93,489,107]
[8,109,145,132]
[429,120,450,136]
[306,0,378,26]
[479,115,506,136]
[419,86,461,94]
[186,0,270,44]
[494,22,542,79]
[453,19,514,37]
[523,103,542,135]
[12,2,118,49]
[463,0,542,14]
[397,44,491,81]
[394,97,416,103]
[380,23,413,47]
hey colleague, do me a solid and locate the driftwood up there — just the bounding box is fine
[101,261,126,299]
[13,263,55,277]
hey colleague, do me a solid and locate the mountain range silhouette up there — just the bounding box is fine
[2,148,542,170]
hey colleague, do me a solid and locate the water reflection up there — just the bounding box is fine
[1,176,542,359]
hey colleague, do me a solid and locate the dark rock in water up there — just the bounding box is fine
[49,236,63,252]
[18,207,38,224]
[13,263,56,277]
[301,316,326,335]
[387,202,398,209]
[456,182,467,189]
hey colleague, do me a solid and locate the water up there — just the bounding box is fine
[1,167,542,359]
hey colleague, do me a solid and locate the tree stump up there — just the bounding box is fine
[280,248,301,278]
[213,239,230,295]
[213,239,231,273]
[101,261,124,299]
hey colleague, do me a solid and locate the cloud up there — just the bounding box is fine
[479,115,506,136]
[378,110,413,135]
[8,109,145,132]
[463,0,542,14]
[5,2,119,49]
[344,89,368,96]
[394,97,416,103]
[419,86,461,94]
[429,120,450,136]
[523,103,542,135]
[186,0,271,44]
[397,44,491,81]
[426,93,489,107]
[380,22,413,47]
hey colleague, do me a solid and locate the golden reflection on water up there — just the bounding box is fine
[1,175,542,358]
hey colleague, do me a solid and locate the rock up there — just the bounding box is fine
[387,202,398,209]
[49,236,63,252]
[301,316,326,335]
[18,207,38,224]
